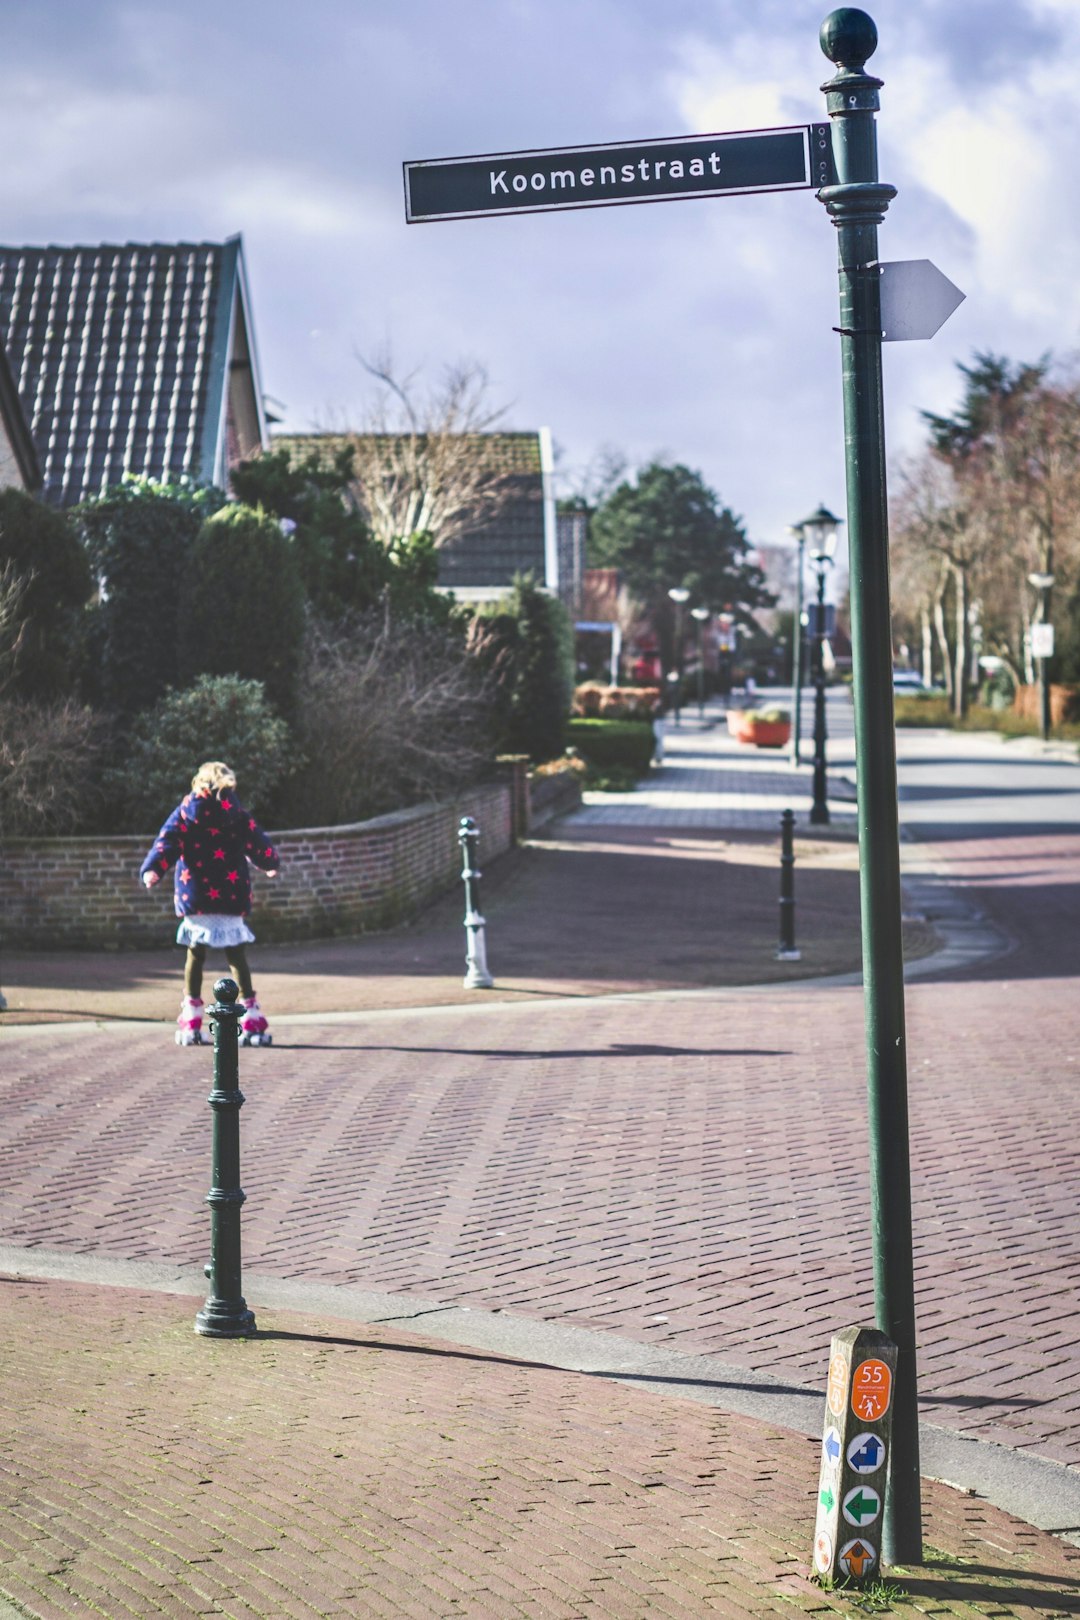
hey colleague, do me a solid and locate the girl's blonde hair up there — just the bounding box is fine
[191,761,237,797]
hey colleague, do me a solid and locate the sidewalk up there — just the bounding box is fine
[2,700,1079,1617]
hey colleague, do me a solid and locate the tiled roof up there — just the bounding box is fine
[0,239,250,506]
[275,430,550,591]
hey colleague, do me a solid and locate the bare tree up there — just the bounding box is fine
[280,611,496,828]
[345,352,516,550]
[0,561,32,698]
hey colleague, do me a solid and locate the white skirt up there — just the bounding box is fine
[176,914,256,950]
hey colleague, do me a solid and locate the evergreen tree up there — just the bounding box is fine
[0,488,92,700]
[589,462,772,677]
[472,575,573,761]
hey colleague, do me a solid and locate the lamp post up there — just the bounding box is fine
[801,504,841,825]
[1028,570,1055,741]
[788,523,807,766]
[667,586,690,724]
[691,606,710,718]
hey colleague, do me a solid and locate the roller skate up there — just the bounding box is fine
[176,995,206,1046]
[239,995,272,1047]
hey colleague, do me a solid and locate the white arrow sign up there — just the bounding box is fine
[877,259,965,342]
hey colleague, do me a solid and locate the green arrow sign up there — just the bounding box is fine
[843,1486,881,1526]
[819,1487,836,1512]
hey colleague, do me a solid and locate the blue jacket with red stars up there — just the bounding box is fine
[139,790,279,917]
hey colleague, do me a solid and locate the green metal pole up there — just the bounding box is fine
[196,977,256,1338]
[810,562,830,825]
[818,8,922,1565]
[792,529,805,766]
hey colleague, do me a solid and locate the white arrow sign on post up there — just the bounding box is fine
[877,259,965,341]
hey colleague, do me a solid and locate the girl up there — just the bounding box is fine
[140,761,280,1046]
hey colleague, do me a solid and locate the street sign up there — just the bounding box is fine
[878,259,965,342]
[838,1540,877,1579]
[851,1357,893,1423]
[847,1433,885,1474]
[404,124,835,222]
[1032,623,1055,659]
[842,1485,882,1527]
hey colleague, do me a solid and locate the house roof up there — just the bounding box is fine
[275,429,556,594]
[0,236,266,506]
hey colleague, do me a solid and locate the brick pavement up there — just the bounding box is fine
[2,706,1079,1615]
[1,1276,1079,1620]
[1,967,1078,1469]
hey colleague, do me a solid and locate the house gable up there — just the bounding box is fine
[0,236,267,506]
[275,428,556,597]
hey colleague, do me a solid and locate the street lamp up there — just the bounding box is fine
[799,504,842,825]
[691,606,710,718]
[667,586,690,725]
[1028,570,1055,741]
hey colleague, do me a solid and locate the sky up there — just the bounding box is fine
[3,0,1080,559]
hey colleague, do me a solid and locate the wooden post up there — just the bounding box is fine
[812,1326,898,1584]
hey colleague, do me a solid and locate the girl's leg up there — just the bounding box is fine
[225,945,255,1001]
[184,944,207,1000]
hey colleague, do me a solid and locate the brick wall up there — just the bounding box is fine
[0,784,513,950]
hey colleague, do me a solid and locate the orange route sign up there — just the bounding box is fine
[851,1358,892,1422]
[826,1354,849,1416]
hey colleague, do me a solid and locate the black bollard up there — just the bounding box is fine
[777,809,801,961]
[458,816,494,988]
[195,978,256,1337]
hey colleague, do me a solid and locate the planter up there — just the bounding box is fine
[727,709,792,749]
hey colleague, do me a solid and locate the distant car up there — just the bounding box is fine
[892,669,925,691]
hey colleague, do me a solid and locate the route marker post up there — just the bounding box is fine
[813,1327,897,1587]
[817,9,923,1563]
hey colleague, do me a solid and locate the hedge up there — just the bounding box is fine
[566,717,656,773]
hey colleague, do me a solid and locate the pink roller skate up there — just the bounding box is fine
[176,995,205,1046]
[239,995,272,1047]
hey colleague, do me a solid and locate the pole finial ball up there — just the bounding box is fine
[820,8,878,68]
[214,977,239,1004]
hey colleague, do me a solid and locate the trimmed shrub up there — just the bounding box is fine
[177,504,306,713]
[77,477,225,713]
[106,674,293,832]
[566,717,656,775]
[574,683,661,720]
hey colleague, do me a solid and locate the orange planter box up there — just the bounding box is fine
[726,711,791,748]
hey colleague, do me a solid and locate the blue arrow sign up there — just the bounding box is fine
[847,1433,885,1474]
[824,1428,842,1464]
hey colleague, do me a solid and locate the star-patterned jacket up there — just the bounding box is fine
[139,790,279,917]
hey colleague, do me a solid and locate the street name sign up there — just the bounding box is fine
[404,124,835,222]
